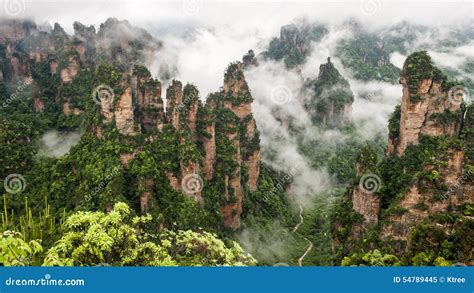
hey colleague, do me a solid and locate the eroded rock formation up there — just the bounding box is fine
[305,57,354,126]
[388,53,464,156]
[0,19,263,230]
[334,52,474,260]
[60,56,79,83]
[216,62,261,227]
[133,66,164,132]
[166,80,184,131]
[352,166,380,225]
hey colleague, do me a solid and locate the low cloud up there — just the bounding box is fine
[237,221,297,265]
[245,58,334,206]
[151,26,267,96]
[349,79,402,140]
[390,52,406,69]
[39,130,80,158]
[244,23,404,206]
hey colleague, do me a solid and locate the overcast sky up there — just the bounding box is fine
[1,0,472,34]
[1,0,472,97]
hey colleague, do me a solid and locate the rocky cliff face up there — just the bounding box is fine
[380,54,471,244]
[0,18,164,134]
[139,177,154,213]
[199,96,217,181]
[333,52,474,263]
[223,62,261,193]
[0,19,263,230]
[383,53,472,246]
[176,84,203,201]
[0,20,36,44]
[351,163,380,225]
[95,65,165,137]
[182,84,200,141]
[336,146,382,246]
[133,66,164,132]
[0,18,161,84]
[114,87,136,135]
[166,80,184,131]
[94,60,261,228]
[388,52,464,156]
[60,56,79,83]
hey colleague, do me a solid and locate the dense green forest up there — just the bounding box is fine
[1,18,473,267]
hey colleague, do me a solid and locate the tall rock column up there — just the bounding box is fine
[60,55,79,83]
[132,65,164,132]
[217,61,261,229]
[182,84,200,141]
[351,146,380,226]
[223,62,260,192]
[333,52,472,258]
[389,51,463,156]
[114,87,136,135]
[94,64,138,136]
[165,82,203,201]
[380,52,471,244]
[166,80,183,131]
[305,57,354,126]
[177,84,202,201]
[199,94,217,181]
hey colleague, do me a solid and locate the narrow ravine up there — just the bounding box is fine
[293,205,314,266]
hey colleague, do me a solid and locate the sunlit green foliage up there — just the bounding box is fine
[342,249,400,266]
[1,195,63,248]
[43,202,175,266]
[159,229,256,266]
[0,231,42,266]
[42,202,256,266]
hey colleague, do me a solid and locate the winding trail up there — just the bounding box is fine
[292,205,314,266]
[292,205,304,233]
